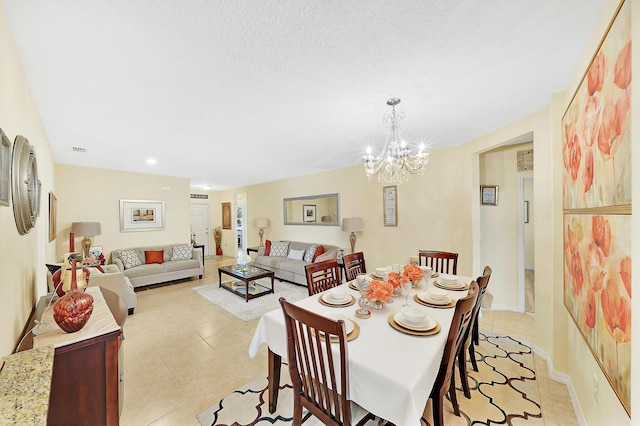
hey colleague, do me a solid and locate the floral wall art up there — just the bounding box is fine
[562,0,631,416]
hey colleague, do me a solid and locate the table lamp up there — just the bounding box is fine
[71,222,101,260]
[342,217,364,253]
[254,218,269,246]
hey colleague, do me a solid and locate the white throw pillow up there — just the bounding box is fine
[303,244,318,263]
[269,241,289,257]
[171,244,192,260]
[287,249,305,261]
[119,249,142,269]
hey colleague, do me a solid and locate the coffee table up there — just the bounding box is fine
[218,264,275,302]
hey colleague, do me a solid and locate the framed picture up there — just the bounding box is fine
[0,128,11,207]
[222,202,231,229]
[383,185,397,227]
[48,192,57,242]
[120,199,165,232]
[303,204,316,222]
[480,185,499,206]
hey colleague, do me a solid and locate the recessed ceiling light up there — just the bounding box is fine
[146,158,157,165]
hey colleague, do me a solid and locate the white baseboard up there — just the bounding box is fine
[531,345,586,425]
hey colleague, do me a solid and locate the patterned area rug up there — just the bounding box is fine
[196,333,542,425]
[192,279,309,321]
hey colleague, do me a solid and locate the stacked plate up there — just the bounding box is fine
[321,312,356,334]
[417,291,452,306]
[372,266,391,279]
[320,292,352,305]
[435,274,467,290]
[393,312,436,331]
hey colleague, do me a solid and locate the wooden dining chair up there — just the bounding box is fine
[341,252,367,281]
[457,267,492,398]
[423,281,478,426]
[418,250,459,275]
[279,298,375,426]
[305,259,341,296]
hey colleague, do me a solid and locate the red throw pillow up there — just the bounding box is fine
[264,240,271,256]
[312,245,325,261]
[145,250,164,264]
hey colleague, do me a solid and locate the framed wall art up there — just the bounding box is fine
[48,192,57,242]
[0,128,10,207]
[480,185,499,206]
[561,0,631,416]
[383,185,397,227]
[302,204,316,222]
[120,199,165,232]
[222,202,231,229]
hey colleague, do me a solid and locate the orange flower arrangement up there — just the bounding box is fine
[365,280,394,303]
[403,264,423,282]
[387,272,408,289]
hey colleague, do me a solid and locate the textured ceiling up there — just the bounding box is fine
[4,1,605,190]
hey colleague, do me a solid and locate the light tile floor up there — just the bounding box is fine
[119,257,577,425]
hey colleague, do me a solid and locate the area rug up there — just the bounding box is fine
[196,333,542,426]
[192,279,309,321]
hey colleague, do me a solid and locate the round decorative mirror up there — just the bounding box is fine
[11,135,41,235]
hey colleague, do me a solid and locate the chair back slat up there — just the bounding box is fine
[418,250,458,275]
[342,252,367,281]
[305,260,341,296]
[280,298,352,425]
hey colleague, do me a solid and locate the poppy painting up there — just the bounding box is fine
[562,0,631,209]
[564,214,631,414]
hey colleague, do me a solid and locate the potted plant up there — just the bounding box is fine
[214,227,222,255]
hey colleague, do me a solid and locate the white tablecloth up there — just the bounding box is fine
[248,275,472,426]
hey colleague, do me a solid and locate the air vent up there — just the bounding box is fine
[72,146,87,153]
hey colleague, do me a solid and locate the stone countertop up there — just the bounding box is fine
[0,345,54,425]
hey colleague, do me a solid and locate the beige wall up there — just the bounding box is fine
[0,1,56,356]
[54,165,193,262]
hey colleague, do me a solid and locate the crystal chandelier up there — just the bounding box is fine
[363,98,429,184]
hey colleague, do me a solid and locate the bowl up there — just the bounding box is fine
[440,273,458,285]
[400,306,426,324]
[375,266,392,273]
[418,265,432,277]
[427,287,448,301]
[329,287,346,301]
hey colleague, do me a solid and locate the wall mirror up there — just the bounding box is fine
[283,193,339,226]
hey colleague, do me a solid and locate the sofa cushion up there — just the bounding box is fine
[278,260,307,276]
[124,263,164,278]
[255,255,288,269]
[264,240,271,255]
[303,244,318,263]
[171,244,192,260]
[164,258,200,272]
[145,250,164,264]
[313,245,325,261]
[287,249,305,261]
[270,241,289,257]
[120,249,142,269]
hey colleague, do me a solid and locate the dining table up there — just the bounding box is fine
[248,271,474,426]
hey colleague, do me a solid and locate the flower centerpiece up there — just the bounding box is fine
[403,264,424,287]
[387,271,409,295]
[365,279,394,309]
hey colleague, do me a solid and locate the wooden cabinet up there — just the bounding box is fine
[18,288,126,426]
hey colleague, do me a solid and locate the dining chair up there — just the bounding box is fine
[279,298,376,426]
[423,281,478,426]
[341,252,367,281]
[418,250,459,275]
[457,267,492,398]
[304,259,341,296]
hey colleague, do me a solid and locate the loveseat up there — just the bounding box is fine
[111,244,203,288]
[252,240,340,286]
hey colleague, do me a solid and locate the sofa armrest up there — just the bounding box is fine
[258,246,266,256]
[315,246,338,262]
[113,258,125,273]
[191,247,203,262]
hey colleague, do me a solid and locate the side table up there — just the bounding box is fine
[246,246,260,255]
[193,244,205,274]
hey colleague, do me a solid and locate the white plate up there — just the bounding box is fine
[418,292,451,305]
[372,272,384,278]
[436,279,465,289]
[321,293,351,304]
[323,313,355,334]
[394,312,435,331]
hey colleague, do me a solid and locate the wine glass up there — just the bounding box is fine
[401,278,412,307]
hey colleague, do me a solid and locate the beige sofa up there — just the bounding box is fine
[111,244,203,288]
[252,240,340,286]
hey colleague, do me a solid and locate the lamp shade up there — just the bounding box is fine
[342,217,363,233]
[71,222,101,237]
[254,218,269,228]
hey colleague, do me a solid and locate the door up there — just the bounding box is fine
[190,203,211,256]
[235,192,247,252]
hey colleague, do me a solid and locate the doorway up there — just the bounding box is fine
[235,192,247,253]
[520,175,535,313]
[190,203,211,257]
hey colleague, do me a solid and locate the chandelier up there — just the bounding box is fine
[363,98,429,184]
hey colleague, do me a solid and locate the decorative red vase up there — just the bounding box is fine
[216,246,222,255]
[53,259,94,333]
